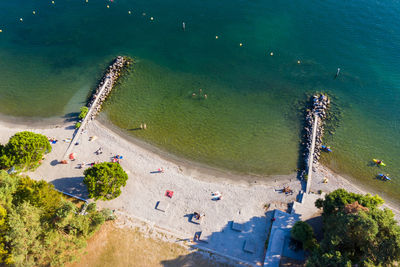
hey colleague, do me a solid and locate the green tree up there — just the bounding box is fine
[0,171,19,209]
[0,131,51,170]
[0,204,11,264]
[0,170,110,266]
[291,221,317,251]
[78,106,88,119]
[12,176,62,217]
[307,250,351,267]
[315,188,384,217]
[309,189,400,266]
[83,162,128,201]
[5,202,42,267]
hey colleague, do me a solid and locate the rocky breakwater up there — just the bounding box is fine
[302,93,330,179]
[88,56,132,120]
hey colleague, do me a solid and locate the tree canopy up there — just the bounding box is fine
[291,221,317,251]
[0,171,111,266]
[0,131,51,170]
[308,189,400,266]
[83,162,128,201]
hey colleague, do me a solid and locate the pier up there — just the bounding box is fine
[302,93,330,193]
[63,56,131,159]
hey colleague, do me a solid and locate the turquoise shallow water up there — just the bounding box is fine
[0,0,400,200]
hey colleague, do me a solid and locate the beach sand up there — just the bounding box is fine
[1,118,398,265]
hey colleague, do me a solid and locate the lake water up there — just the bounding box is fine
[0,0,400,200]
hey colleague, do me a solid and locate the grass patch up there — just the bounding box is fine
[67,222,232,267]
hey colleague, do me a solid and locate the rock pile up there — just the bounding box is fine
[88,56,131,120]
[302,93,330,176]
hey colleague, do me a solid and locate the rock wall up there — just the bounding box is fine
[88,56,131,120]
[302,93,330,178]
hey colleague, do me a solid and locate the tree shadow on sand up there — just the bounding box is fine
[162,212,275,267]
[51,176,88,199]
[62,112,79,123]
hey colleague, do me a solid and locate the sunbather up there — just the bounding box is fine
[211,191,222,200]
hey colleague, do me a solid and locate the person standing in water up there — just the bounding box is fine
[182,22,186,31]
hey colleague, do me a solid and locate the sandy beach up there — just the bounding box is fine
[1,118,399,265]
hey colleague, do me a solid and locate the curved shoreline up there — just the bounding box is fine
[0,116,398,219]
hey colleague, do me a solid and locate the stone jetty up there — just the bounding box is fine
[302,93,330,193]
[87,56,131,120]
[63,56,131,159]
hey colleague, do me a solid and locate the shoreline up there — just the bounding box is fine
[96,114,296,186]
[1,115,399,264]
[0,116,399,215]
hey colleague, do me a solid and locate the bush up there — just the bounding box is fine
[83,162,128,201]
[100,208,116,220]
[75,122,81,129]
[291,221,317,251]
[0,131,51,170]
[78,106,88,120]
[85,203,97,213]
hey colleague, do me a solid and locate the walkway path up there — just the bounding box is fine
[63,77,111,159]
[306,115,319,193]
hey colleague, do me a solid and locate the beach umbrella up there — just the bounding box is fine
[69,153,76,160]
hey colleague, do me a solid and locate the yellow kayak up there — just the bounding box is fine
[373,159,386,166]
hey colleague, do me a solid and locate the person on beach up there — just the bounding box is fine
[211,191,222,200]
[96,147,102,155]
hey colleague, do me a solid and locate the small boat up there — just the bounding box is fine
[321,145,332,152]
[378,173,391,181]
[373,159,386,166]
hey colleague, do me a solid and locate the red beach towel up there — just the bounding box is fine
[165,190,174,198]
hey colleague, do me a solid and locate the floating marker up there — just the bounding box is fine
[270,52,274,56]
[150,16,154,21]
[215,35,219,39]
[33,11,36,15]
[239,43,243,47]
[128,10,131,14]
[297,60,301,64]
